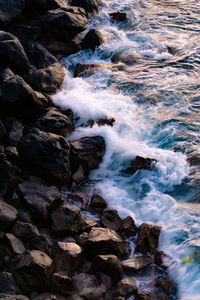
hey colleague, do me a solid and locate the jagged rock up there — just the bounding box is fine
[35,107,74,137]
[72,273,106,299]
[51,204,82,233]
[135,223,161,255]
[0,31,30,72]
[135,291,151,300]
[90,194,107,213]
[113,278,138,298]
[0,295,29,300]
[101,209,122,231]
[86,227,124,257]
[122,256,152,273]
[0,0,25,24]
[18,128,71,185]
[53,241,82,274]
[10,250,53,292]
[74,63,112,77]
[109,12,127,23]
[52,272,73,295]
[0,272,19,295]
[124,156,157,175]
[3,233,26,255]
[23,0,46,16]
[17,181,62,221]
[40,7,88,42]
[0,200,17,230]
[93,255,123,281]
[120,216,137,237]
[68,192,89,209]
[69,0,99,17]
[81,29,105,50]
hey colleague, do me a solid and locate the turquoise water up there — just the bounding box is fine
[54,0,200,298]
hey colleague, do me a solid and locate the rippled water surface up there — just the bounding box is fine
[54,0,200,298]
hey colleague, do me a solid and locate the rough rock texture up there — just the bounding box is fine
[120,216,137,237]
[0,200,17,230]
[113,278,138,298]
[90,194,107,213]
[3,233,26,255]
[122,256,152,273]
[109,12,127,23]
[51,272,74,295]
[81,29,105,50]
[101,209,122,231]
[93,255,123,281]
[74,63,112,77]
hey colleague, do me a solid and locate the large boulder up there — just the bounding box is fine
[10,250,54,292]
[101,209,122,231]
[93,255,123,281]
[0,0,25,24]
[40,7,88,42]
[2,233,26,255]
[18,128,71,185]
[90,194,107,213]
[0,31,30,73]
[69,0,99,17]
[81,29,105,51]
[0,200,17,230]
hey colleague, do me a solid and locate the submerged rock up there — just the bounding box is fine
[109,12,127,23]
[74,63,112,77]
[123,156,157,175]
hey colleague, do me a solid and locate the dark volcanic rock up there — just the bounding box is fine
[17,181,62,221]
[0,31,30,73]
[101,208,122,231]
[93,255,123,281]
[90,194,107,213]
[113,278,138,298]
[10,250,53,292]
[18,128,71,185]
[120,216,137,237]
[0,120,7,140]
[0,200,17,230]
[52,272,74,295]
[69,0,99,17]
[81,29,105,50]
[109,12,127,23]
[0,272,19,295]
[135,223,162,255]
[122,256,152,273]
[124,156,157,175]
[0,0,25,24]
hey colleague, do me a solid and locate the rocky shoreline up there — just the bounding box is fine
[0,1,175,299]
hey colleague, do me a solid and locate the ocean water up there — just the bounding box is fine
[53,0,200,298]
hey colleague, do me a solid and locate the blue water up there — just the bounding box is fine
[54,0,200,298]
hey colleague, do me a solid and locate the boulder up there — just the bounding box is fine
[74,63,112,77]
[0,295,29,300]
[23,0,46,16]
[8,120,24,147]
[32,294,66,300]
[86,227,124,257]
[122,256,152,273]
[5,147,18,165]
[71,136,105,175]
[3,233,26,255]
[0,200,17,230]
[120,216,137,237]
[69,0,99,17]
[109,12,127,23]
[81,29,105,51]
[93,255,123,281]
[17,181,62,221]
[72,164,85,186]
[10,250,53,292]
[156,277,171,292]
[53,241,82,274]
[113,278,138,298]
[0,31,30,73]
[90,194,107,213]
[81,216,98,231]
[124,156,157,175]
[40,7,88,42]
[45,40,79,56]
[0,272,19,295]
[0,0,25,24]
[68,192,89,209]
[0,121,7,140]
[46,0,68,9]
[35,107,74,137]
[72,273,106,300]
[135,223,161,255]
[101,209,122,231]
[18,128,71,185]
[51,272,74,295]
[135,291,151,300]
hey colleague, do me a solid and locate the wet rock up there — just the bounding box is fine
[0,272,19,295]
[0,200,17,230]
[3,233,26,255]
[69,0,99,17]
[0,0,25,24]
[17,181,62,221]
[52,272,73,295]
[90,194,107,213]
[156,277,171,292]
[111,50,141,65]
[135,223,161,255]
[73,273,106,299]
[135,291,151,300]
[113,277,138,298]
[45,40,80,56]
[120,216,137,237]
[68,192,89,209]
[81,29,105,50]
[0,295,29,300]
[53,241,82,274]
[18,128,71,185]
[71,136,105,175]
[72,164,86,186]
[93,255,123,281]
[35,107,74,137]
[122,256,152,273]
[10,250,53,292]
[47,0,68,9]
[109,12,127,23]
[88,118,115,127]
[40,7,88,42]
[101,209,122,231]
[74,63,112,77]
[86,227,124,257]
[124,156,157,175]
[51,204,82,233]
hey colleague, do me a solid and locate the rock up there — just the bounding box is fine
[75,232,89,247]
[8,121,24,147]
[78,258,92,273]
[135,223,162,255]
[72,164,85,186]
[101,209,122,231]
[68,192,89,209]
[0,272,19,295]
[74,63,112,77]
[0,69,48,118]
[113,278,138,298]
[40,8,88,42]
[109,12,127,23]
[97,273,112,290]
[18,128,71,185]
[156,277,171,292]
[135,291,151,300]
[158,294,169,300]
[93,255,123,281]
[0,121,7,140]
[3,233,26,255]
[88,118,115,128]
[52,272,73,295]
[0,295,29,300]
[23,0,46,16]
[5,147,18,165]
[51,204,82,233]
[124,156,157,175]
[0,200,17,230]
[45,40,79,56]
[0,31,30,73]
[69,0,99,17]
[111,51,141,65]
[90,194,107,213]
[120,216,137,237]
[10,250,53,292]
[81,29,105,50]
[46,0,68,9]
[35,107,74,137]
[71,136,105,175]
[122,256,152,273]
[81,216,98,231]
[17,181,62,221]
[0,0,25,24]
[53,241,82,274]
[73,273,106,300]
[32,294,66,300]
[86,227,124,257]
